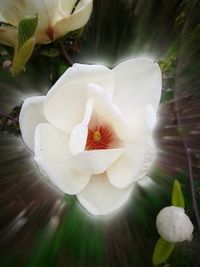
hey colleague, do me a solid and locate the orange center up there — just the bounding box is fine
[86,126,113,150]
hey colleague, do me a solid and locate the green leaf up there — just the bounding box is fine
[152,237,175,266]
[12,37,35,75]
[171,179,185,208]
[161,89,174,102]
[40,48,60,57]
[18,14,38,50]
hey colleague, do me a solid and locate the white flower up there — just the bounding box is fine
[0,0,93,46]
[19,58,161,215]
[156,206,194,243]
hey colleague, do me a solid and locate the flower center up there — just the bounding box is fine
[93,130,101,142]
[86,126,113,150]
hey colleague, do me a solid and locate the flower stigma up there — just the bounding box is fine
[93,130,101,142]
[86,126,113,150]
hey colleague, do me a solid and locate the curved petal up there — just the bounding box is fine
[77,173,133,216]
[69,98,93,154]
[44,81,88,133]
[0,25,17,47]
[0,0,25,26]
[113,58,162,119]
[127,104,156,141]
[44,64,115,134]
[67,149,124,174]
[46,63,114,98]
[54,0,93,40]
[60,0,78,16]
[34,123,91,195]
[87,83,132,141]
[19,96,47,151]
[107,141,154,189]
[34,0,61,27]
[0,0,60,28]
[136,140,155,180]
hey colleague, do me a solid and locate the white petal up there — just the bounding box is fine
[44,64,115,133]
[0,0,24,26]
[77,173,133,215]
[60,0,78,16]
[136,140,155,180]
[0,0,60,28]
[0,25,17,47]
[54,0,93,40]
[19,96,47,151]
[87,83,131,141]
[69,98,93,154]
[34,123,91,195]
[47,63,114,98]
[68,149,124,174]
[34,0,61,27]
[107,141,154,189]
[113,58,162,119]
[44,81,88,133]
[127,104,156,141]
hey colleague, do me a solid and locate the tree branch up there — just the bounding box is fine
[58,42,73,66]
[0,111,18,122]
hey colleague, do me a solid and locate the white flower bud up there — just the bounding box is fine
[156,206,194,243]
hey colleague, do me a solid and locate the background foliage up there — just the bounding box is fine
[0,0,200,266]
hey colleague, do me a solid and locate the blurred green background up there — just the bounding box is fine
[0,0,200,266]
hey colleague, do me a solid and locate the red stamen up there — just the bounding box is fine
[86,125,113,150]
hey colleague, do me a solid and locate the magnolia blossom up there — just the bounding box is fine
[156,206,194,243]
[19,58,161,215]
[0,0,93,46]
